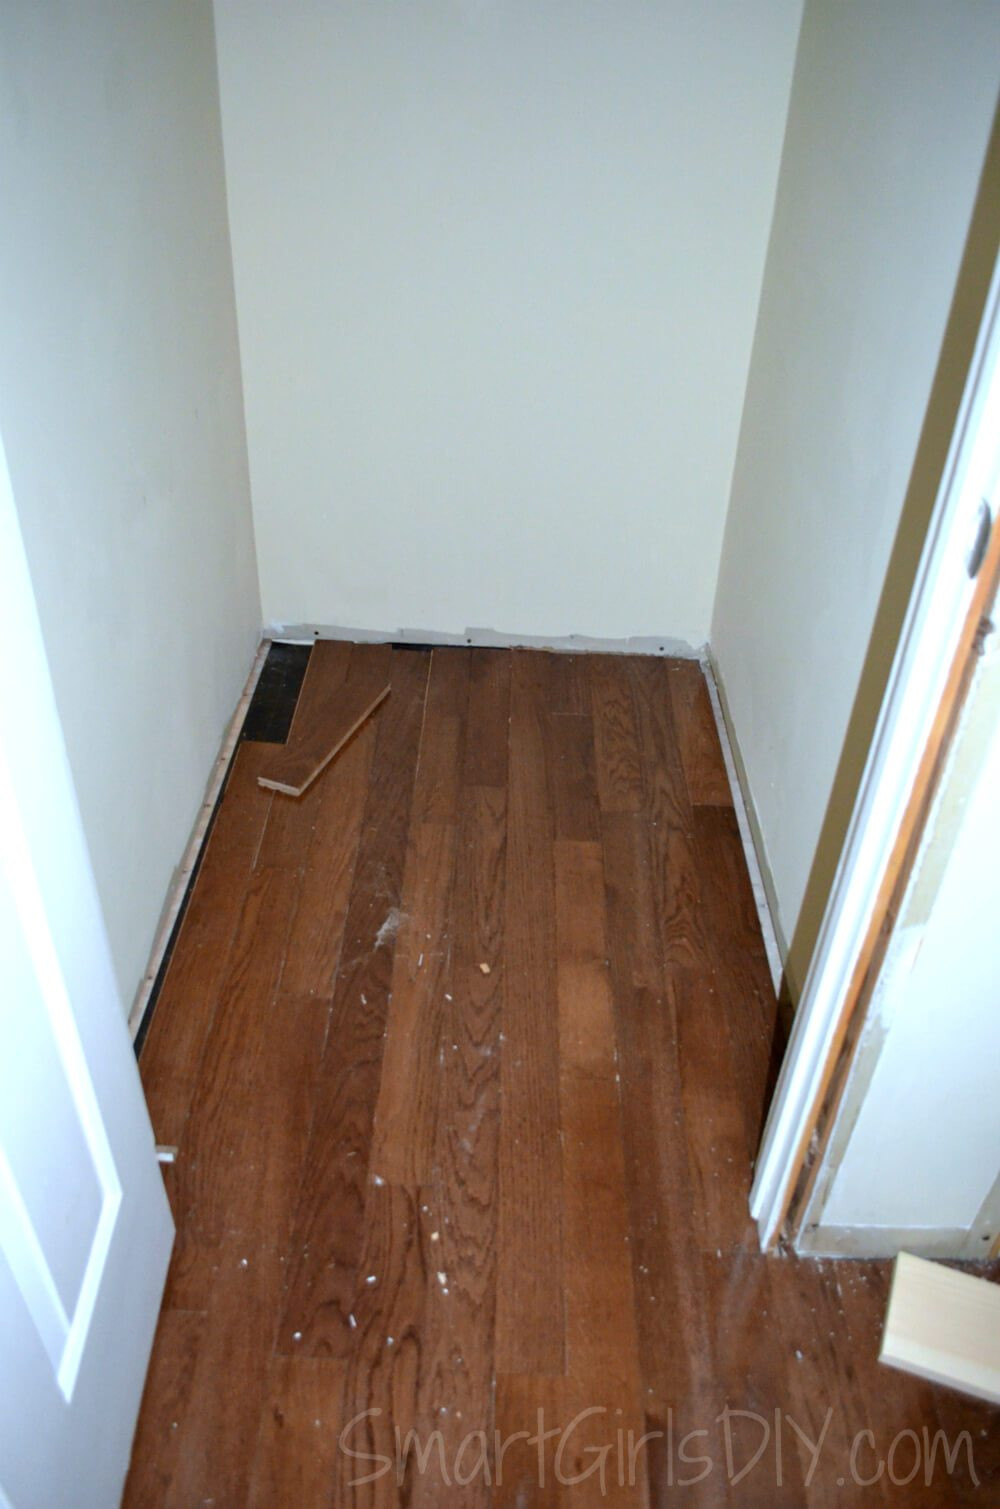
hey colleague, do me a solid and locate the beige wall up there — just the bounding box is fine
[214,0,802,648]
[0,1,261,1011]
[711,0,1000,989]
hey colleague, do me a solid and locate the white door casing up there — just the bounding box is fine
[0,432,173,1508]
[750,252,1000,1248]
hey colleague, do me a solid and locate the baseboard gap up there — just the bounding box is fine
[128,635,270,1050]
[699,648,785,997]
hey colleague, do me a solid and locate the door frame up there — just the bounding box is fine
[751,251,1000,1249]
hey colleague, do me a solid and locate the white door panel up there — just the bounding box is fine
[0,434,173,1507]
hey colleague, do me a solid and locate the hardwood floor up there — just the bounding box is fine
[127,646,998,1506]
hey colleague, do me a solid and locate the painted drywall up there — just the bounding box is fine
[817,635,1000,1240]
[711,0,1000,989]
[0,1,261,1012]
[213,0,803,646]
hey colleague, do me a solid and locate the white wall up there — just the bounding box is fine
[0,1,261,1012]
[711,0,1000,973]
[213,0,802,647]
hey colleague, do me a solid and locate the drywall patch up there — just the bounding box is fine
[268,622,698,658]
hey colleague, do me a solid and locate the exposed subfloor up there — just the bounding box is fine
[126,645,999,1505]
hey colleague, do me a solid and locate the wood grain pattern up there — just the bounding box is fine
[277,649,430,1359]
[258,641,391,797]
[668,659,732,806]
[628,654,711,971]
[128,646,998,1508]
[495,651,565,1375]
[139,743,274,1144]
[247,1356,346,1509]
[881,1254,1000,1405]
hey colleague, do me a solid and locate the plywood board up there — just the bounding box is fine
[881,1251,1000,1404]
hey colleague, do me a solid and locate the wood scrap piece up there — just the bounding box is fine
[880,1251,1000,1405]
[257,643,391,798]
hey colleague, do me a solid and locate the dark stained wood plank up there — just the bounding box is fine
[668,659,732,806]
[627,655,711,971]
[537,652,600,841]
[258,642,391,797]
[697,1248,814,1506]
[139,743,274,1144]
[672,968,759,1253]
[599,808,722,1503]
[463,647,511,787]
[555,838,649,1508]
[246,1356,345,1509]
[126,647,1000,1508]
[369,820,457,1185]
[541,650,591,715]
[254,642,352,869]
[590,653,644,814]
[277,649,430,1358]
[505,650,550,820]
[169,866,303,1247]
[280,712,377,1000]
[409,646,470,825]
[693,804,779,1156]
[121,1309,206,1509]
[546,712,601,843]
[769,1257,893,1508]
[286,640,354,742]
[834,1259,1000,1506]
[334,1182,429,1505]
[492,1374,570,1509]
[161,1239,285,1509]
[409,783,506,1507]
[496,653,564,1376]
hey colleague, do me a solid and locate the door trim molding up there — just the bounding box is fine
[751,251,1000,1249]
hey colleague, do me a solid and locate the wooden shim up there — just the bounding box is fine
[880,1251,1000,1405]
[257,647,391,797]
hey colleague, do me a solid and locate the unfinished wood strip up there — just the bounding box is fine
[258,642,391,797]
[881,1253,1000,1405]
